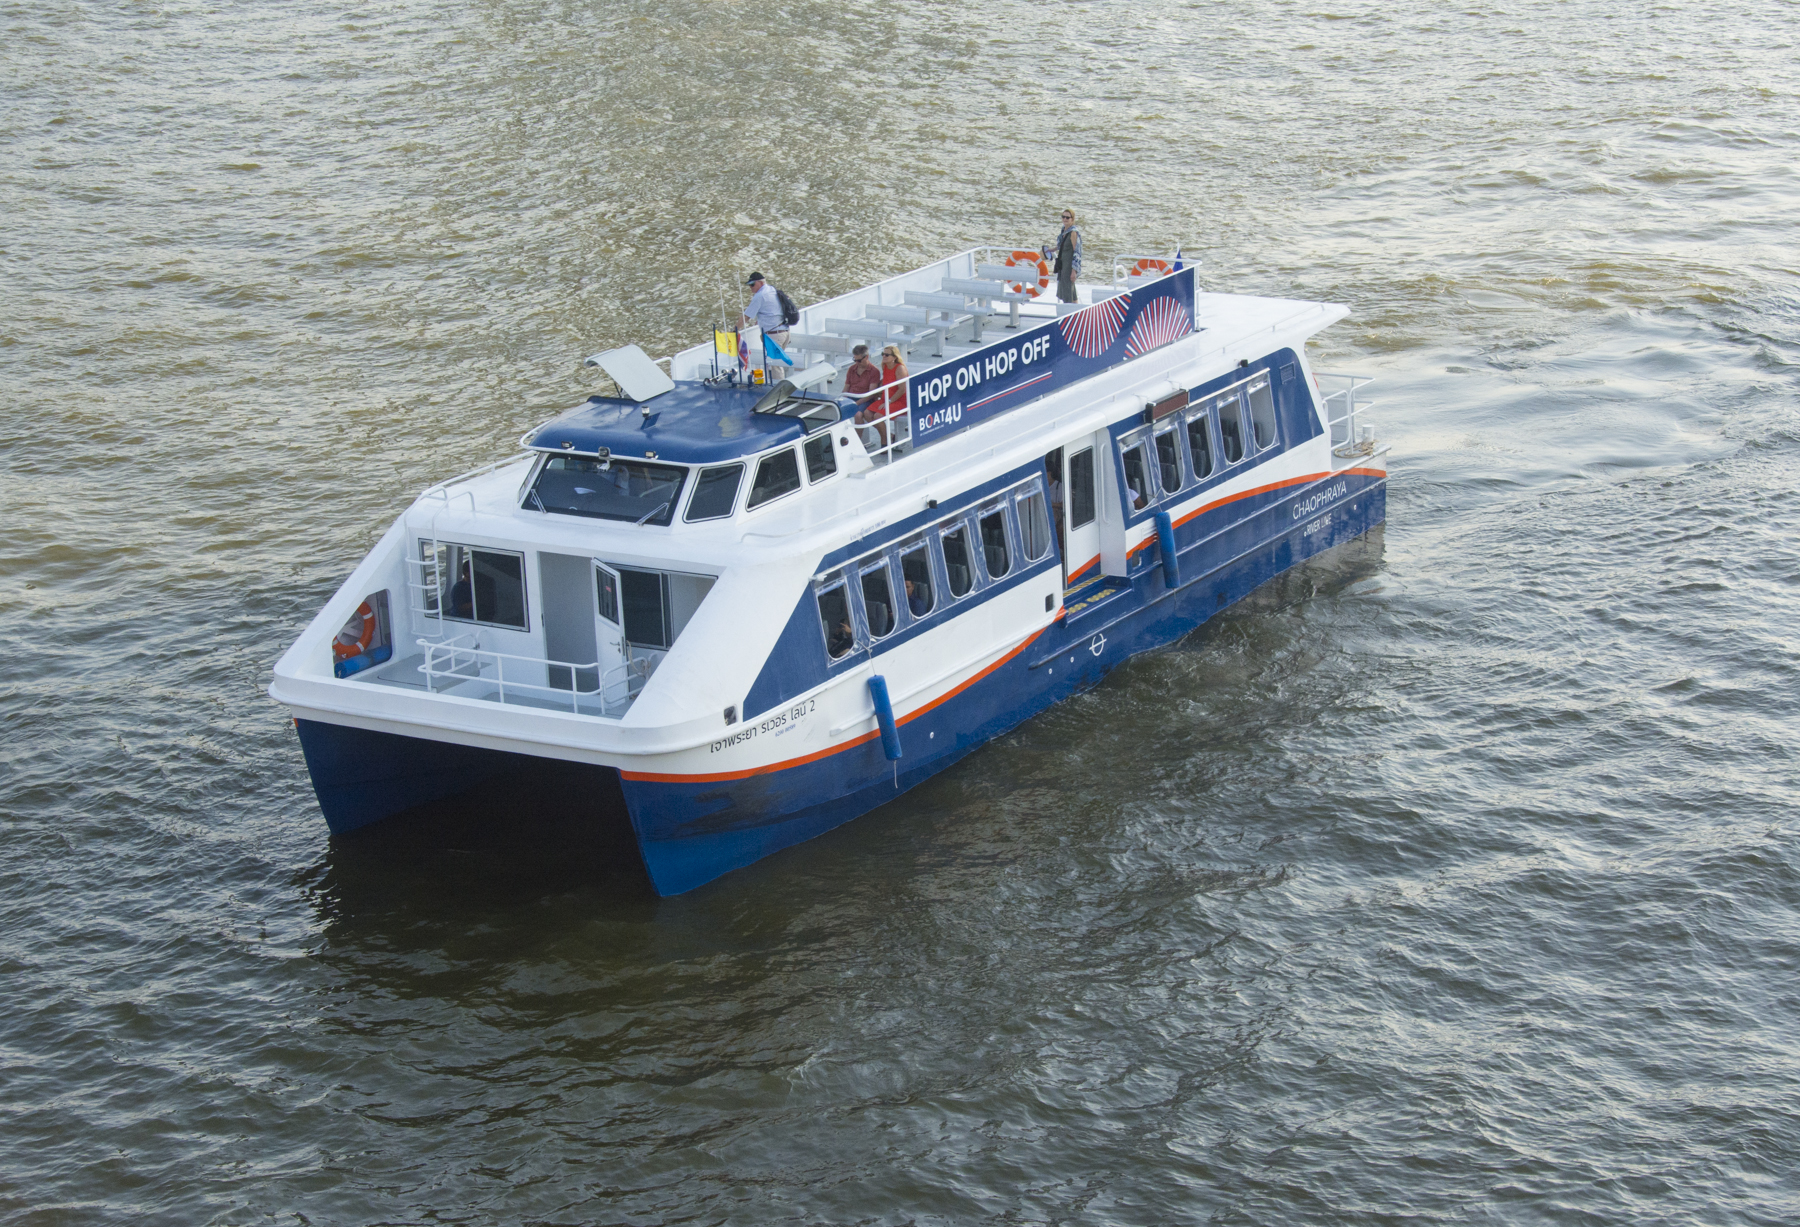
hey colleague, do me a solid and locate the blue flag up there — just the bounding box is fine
[1172,246,1185,273]
[763,332,797,366]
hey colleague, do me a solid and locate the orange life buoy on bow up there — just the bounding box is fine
[1003,249,1051,298]
[1131,258,1174,279]
[333,601,377,661]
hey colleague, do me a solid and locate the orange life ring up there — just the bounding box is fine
[1131,258,1174,279]
[1003,249,1051,298]
[333,600,377,661]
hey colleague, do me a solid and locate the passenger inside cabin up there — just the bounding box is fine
[448,561,474,620]
[1121,443,1150,511]
[828,616,854,658]
[906,578,929,617]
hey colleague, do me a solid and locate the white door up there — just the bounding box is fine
[1062,439,1104,590]
[592,560,632,708]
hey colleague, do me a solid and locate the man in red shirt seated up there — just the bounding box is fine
[842,343,881,404]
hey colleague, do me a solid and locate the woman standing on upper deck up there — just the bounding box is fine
[1043,209,1082,304]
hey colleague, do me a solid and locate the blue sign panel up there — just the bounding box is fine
[907,266,1198,449]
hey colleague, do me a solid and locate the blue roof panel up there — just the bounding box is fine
[528,382,853,466]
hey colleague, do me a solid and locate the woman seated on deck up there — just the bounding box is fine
[853,345,909,452]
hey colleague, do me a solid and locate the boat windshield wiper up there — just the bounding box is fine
[527,488,547,513]
[635,500,671,526]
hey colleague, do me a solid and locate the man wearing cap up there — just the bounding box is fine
[741,272,790,374]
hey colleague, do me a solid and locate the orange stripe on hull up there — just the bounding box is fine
[620,628,1047,784]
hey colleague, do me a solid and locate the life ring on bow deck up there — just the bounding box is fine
[1131,258,1174,279]
[1003,250,1051,298]
[332,601,377,661]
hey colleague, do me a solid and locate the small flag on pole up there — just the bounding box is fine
[1172,247,1184,273]
[714,329,737,356]
[763,332,797,367]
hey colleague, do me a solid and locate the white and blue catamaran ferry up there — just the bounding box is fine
[270,248,1385,895]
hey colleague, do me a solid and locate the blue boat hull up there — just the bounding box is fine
[294,471,1384,895]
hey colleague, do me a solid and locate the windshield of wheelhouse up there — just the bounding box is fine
[529,456,687,526]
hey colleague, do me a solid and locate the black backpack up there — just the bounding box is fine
[775,287,801,328]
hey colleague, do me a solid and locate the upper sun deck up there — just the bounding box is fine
[525,247,1202,466]
[496,250,1350,539]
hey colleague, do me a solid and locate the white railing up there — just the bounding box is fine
[417,635,652,715]
[845,382,914,468]
[1315,371,1378,460]
[406,545,443,622]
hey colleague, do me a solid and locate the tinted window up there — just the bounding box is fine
[1218,396,1246,463]
[1018,491,1051,561]
[620,568,668,648]
[747,447,802,509]
[900,545,933,618]
[1247,378,1278,450]
[1154,429,1182,494]
[803,433,837,482]
[861,563,895,638]
[595,566,619,624]
[685,464,743,521]
[1068,448,1096,528]
[817,583,854,659]
[1121,442,1151,510]
[531,456,685,526]
[942,526,975,597]
[1186,413,1213,480]
[441,545,527,630]
[979,509,1009,578]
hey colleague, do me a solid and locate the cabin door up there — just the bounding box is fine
[591,560,632,708]
[1061,438,1103,590]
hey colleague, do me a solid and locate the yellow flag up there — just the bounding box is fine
[714,329,737,355]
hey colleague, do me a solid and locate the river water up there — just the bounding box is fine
[4,0,1799,1222]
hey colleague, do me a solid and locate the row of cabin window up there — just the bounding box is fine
[1120,376,1280,511]
[528,432,839,527]
[816,486,1054,661]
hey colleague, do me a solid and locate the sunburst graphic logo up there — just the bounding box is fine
[1058,293,1131,359]
[1123,296,1193,358]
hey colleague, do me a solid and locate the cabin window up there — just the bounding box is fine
[900,543,934,619]
[817,579,854,660]
[1218,395,1246,464]
[530,456,686,526]
[1154,428,1182,495]
[979,508,1010,579]
[942,525,975,598]
[619,568,670,649]
[1068,447,1096,528]
[1247,377,1278,450]
[595,565,619,623]
[1120,440,1152,511]
[747,447,802,509]
[685,463,744,522]
[435,543,528,630]
[1186,411,1214,480]
[803,434,837,483]
[1017,490,1052,562]
[861,561,896,639]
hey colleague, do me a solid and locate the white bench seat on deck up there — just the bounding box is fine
[822,318,941,357]
[902,292,987,343]
[938,277,1034,327]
